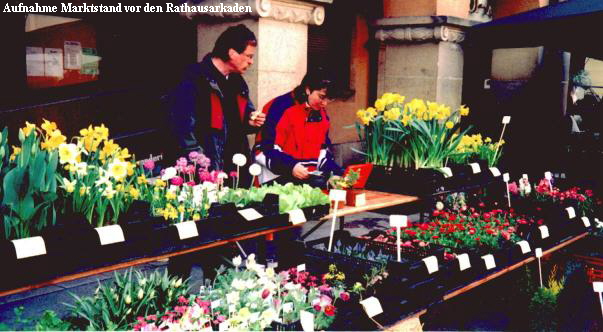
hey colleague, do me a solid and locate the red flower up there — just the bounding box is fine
[262,289,270,299]
[405,229,417,237]
[483,213,491,219]
[419,223,430,231]
[324,304,336,316]
[432,235,439,239]
[475,237,481,242]
[433,210,440,217]
[340,292,350,301]
[314,304,321,311]
[486,229,495,235]
[469,228,476,235]
[171,176,184,186]
[479,202,486,208]
[448,214,457,221]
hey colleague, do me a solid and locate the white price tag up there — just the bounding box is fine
[503,173,510,182]
[489,167,501,177]
[355,193,366,207]
[535,248,543,258]
[238,208,263,221]
[469,163,482,174]
[219,321,230,331]
[517,240,531,254]
[566,207,576,219]
[175,221,199,240]
[283,302,294,313]
[593,282,603,292]
[288,209,306,225]
[11,236,47,259]
[300,310,315,332]
[539,225,550,239]
[457,253,471,271]
[440,167,453,178]
[502,116,511,124]
[329,189,346,202]
[422,256,439,274]
[582,217,591,227]
[211,299,221,309]
[359,297,383,318]
[390,215,408,228]
[544,172,552,180]
[95,225,125,246]
[297,263,306,272]
[482,254,496,270]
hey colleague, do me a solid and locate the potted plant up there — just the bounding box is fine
[329,169,361,207]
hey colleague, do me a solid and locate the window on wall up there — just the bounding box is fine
[307,3,353,90]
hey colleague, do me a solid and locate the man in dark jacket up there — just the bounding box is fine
[167,24,265,180]
[165,24,265,280]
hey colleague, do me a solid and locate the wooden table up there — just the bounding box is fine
[300,190,419,240]
[0,224,299,298]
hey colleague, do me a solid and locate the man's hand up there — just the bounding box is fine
[292,163,310,180]
[249,111,266,127]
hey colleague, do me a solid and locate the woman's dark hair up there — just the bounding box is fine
[212,24,257,61]
[293,67,337,103]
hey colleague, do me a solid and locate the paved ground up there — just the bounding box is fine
[0,211,392,328]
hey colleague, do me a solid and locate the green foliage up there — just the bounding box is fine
[66,269,189,331]
[34,310,73,331]
[219,183,329,213]
[528,265,565,332]
[2,130,58,240]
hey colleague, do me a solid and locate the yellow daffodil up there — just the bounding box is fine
[94,124,109,141]
[100,140,120,161]
[41,129,66,151]
[61,178,76,193]
[102,185,117,200]
[10,146,21,161]
[165,191,177,201]
[119,148,131,161]
[193,213,201,221]
[383,107,401,121]
[445,121,454,129]
[154,179,166,187]
[41,119,58,134]
[20,122,37,138]
[58,143,79,164]
[459,105,470,116]
[79,186,90,196]
[485,137,492,143]
[177,205,185,214]
[107,160,128,181]
[137,175,147,185]
[126,161,135,176]
[374,98,386,111]
[129,187,140,199]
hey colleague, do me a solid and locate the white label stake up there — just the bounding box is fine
[175,221,199,240]
[422,256,439,274]
[390,215,407,263]
[11,236,47,259]
[582,217,591,227]
[327,190,346,252]
[544,171,553,192]
[288,209,306,225]
[95,225,125,246]
[517,241,531,254]
[539,225,550,239]
[566,207,576,219]
[503,173,511,208]
[482,254,496,270]
[469,163,481,174]
[536,248,543,288]
[238,208,263,221]
[458,253,471,271]
[489,167,501,177]
[360,297,383,318]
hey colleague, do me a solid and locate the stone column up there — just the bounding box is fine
[374,16,475,109]
[186,0,330,109]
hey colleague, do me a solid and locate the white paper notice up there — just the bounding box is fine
[457,253,471,271]
[360,297,383,318]
[482,254,496,270]
[44,48,63,78]
[390,215,408,228]
[329,189,346,202]
[566,207,576,219]
[593,282,603,292]
[539,225,550,239]
[355,193,366,207]
[297,263,306,272]
[582,217,591,227]
[469,163,482,174]
[503,173,510,182]
[489,167,501,177]
[64,41,82,70]
[11,236,47,259]
[544,171,552,180]
[175,221,198,240]
[26,47,44,76]
[300,310,315,332]
[422,256,439,274]
[535,248,543,258]
[440,167,453,178]
[288,209,306,225]
[238,208,263,221]
[502,116,511,124]
[95,225,125,246]
[517,240,531,254]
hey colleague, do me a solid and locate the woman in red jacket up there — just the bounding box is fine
[255,68,343,186]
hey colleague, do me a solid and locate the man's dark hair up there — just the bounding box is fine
[293,67,337,103]
[212,24,257,61]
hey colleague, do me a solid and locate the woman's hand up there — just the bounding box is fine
[249,111,266,127]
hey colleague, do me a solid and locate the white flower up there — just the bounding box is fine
[226,291,240,304]
[233,255,242,267]
[284,282,296,291]
[435,201,444,211]
[218,172,228,179]
[107,160,128,181]
[232,153,247,167]
[125,295,132,304]
[232,278,246,291]
[249,163,261,176]
[161,167,177,181]
[244,279,255,289]
[73,162,88,177]
[58,143,78,164]
[174,278,183,288]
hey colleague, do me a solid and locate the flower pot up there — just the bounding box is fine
[345,189,366,207]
